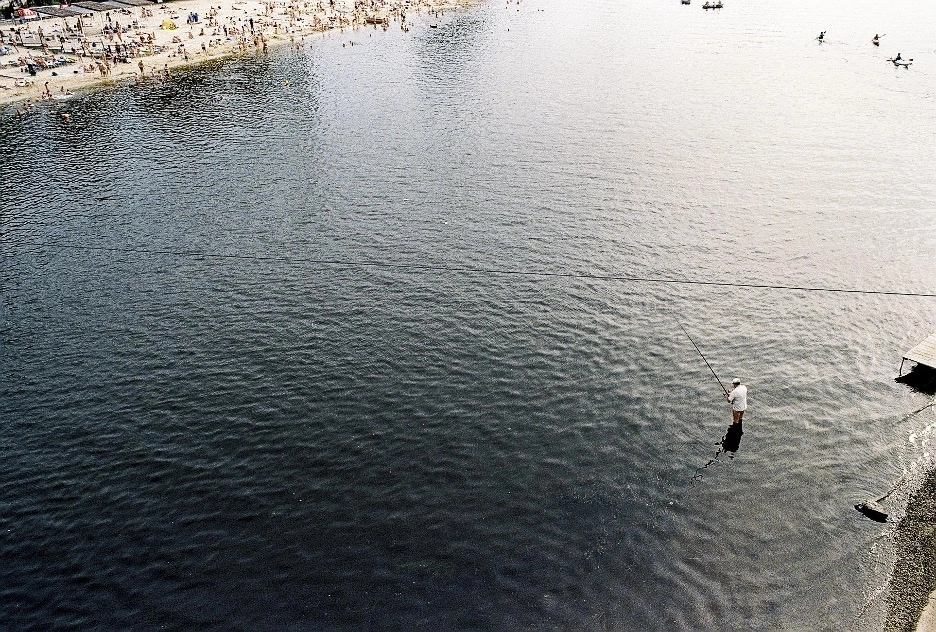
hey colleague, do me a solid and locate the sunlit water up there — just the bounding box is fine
[2,0,936,628]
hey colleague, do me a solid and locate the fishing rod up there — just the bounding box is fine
[676,320,729,396]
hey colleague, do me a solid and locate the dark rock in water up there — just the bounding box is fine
[854,500,888,522]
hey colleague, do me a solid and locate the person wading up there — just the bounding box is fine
[727,378,747,425]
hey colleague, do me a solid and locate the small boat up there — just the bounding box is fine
[888,57,912,68]
[702,1,722,9]
[855,501,888,523]
[681,0,690,5]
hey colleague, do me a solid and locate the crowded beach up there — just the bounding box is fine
[0,0,477,109]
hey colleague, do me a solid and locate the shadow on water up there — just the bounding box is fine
[693,421,744,480]
[896,364,936,396]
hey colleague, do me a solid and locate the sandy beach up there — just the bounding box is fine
[0,0,477,108]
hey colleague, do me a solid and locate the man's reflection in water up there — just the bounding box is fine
[721,420,743,455]
[694,421,744,480]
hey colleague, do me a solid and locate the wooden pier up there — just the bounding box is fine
[900,332,936,375]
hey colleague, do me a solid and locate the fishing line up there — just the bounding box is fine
[10,240,933,496]
[6,240,936,298]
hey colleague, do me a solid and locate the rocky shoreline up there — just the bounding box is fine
[888,465,936,631]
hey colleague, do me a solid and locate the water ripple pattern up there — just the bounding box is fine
[2,0,936,629]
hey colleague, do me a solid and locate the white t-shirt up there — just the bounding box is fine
[728,384,747,411]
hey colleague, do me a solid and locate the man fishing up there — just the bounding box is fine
[727,378,747,425]
[677,321,749,426]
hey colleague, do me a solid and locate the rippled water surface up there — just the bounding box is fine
[2,0,936,628]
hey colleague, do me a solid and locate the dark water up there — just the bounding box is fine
[2,0,936,628]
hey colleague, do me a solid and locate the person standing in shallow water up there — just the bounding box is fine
[727,377,747,425]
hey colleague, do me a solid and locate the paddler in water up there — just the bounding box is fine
[727,378,747,425]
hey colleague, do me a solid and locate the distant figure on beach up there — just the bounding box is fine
[138,59,144,76]
[727,378,747,425]
[895,52,902,61]
[872,34,880,46]
[817,30,825,43]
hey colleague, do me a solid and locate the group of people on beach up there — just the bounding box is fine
[12,82,73,118]
[1,0,474,110]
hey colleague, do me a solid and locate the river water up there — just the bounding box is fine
[2,0,936,628]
